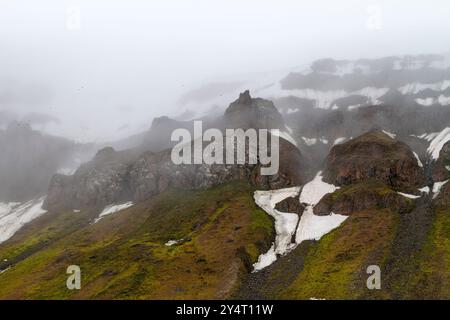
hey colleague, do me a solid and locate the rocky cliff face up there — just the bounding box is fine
[323,130,426,193]
[45,92,306,211]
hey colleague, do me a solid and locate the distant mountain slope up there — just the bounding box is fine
[0,122,94,202]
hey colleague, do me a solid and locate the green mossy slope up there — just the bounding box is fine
[0,182,273,299]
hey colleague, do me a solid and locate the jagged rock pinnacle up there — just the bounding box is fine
[238,90,252,104]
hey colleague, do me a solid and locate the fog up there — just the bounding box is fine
[1,0,449,142]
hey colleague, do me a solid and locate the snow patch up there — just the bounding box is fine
[427,127,450,160]
[271,129,297,147]
[302,137,317,146]
[256,83,388,110]
[295,172,347,244]
[333,137,347,145]
[347,104,363,111]
[0,197,47,244]
[413,152,424,168]
[299,172,339,206]
[94,202,134,223]
[399,81,450,95]
[253,187,301,271]
[438,95,450,106]
[413,132,439,142]
[416,98,434,107]
[0,266,11,275]
[419,186,430,194]
[295,206,348,244]
[382,130,396,139]
[253,173,348,272]
[397,192,420,199]
[165,239,183,246]
[432,180,449,199]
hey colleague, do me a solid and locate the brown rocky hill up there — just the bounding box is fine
[323,130,426,193]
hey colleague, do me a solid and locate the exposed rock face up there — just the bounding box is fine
[314,180,414,216]
[323,131,426,192]
[274,195,305,215]
[45,147,140,210]
[432,141,450,181]
[46,138,305,211]
[45,92,306,211]
[225,90,286,130]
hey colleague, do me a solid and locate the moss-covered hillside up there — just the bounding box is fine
[0,182,274,299]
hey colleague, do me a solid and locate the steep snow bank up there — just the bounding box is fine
[295,206,348,244]
[94,202,134,223]
[296,172,347,244]
[299,172,339,206]
[254,172,349,271]
[428,128,450,160]
[253,187,301,271]
[0,197,47,244]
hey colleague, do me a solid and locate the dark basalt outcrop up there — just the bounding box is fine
[323,130,426,193]
[274,194,305,215]
[314,180,415,216]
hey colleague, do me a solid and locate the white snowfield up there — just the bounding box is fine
[253,172,348,271]
[296,172,347,244]
[94,202,134,224]
[0,197,47,244]
[299,172,339,206]
[295,206,348,244]
[253,187,301,271]
[427,127,450,160]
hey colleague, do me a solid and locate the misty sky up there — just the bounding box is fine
[1,0,449,142]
